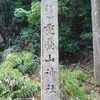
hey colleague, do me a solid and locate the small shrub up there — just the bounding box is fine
[0,65,40,99]
[59,67,87,100]
[74,70,87,82]
[6,53,22,68]
[5,51,40,75]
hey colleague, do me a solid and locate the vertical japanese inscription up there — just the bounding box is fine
[45,4,55,18]
[41,0,59,100]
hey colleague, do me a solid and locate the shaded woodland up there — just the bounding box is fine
[0,0,99,100]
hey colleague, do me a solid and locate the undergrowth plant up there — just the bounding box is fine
[59,66,97,100]
[0,65,40,99]
[5,51,40,75]
[0,52,97,100]
[60,68,87,100]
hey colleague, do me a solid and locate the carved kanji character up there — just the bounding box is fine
[44,69,49,76]
[50,85,56,93]
[45,84,50,93]
[43,23,54,35]
[44,68,56,77]
[45,55,55,62]
[45,84,56,93]
[50,68,56,76]
[45,4,54,18]
[45,37,55,50]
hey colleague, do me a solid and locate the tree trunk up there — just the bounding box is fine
[90,1,100,99]
[91,0,100,98]
[91,0,100,84]
[41,0,60,100]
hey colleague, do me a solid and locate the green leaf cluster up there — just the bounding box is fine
[60,68,87,100]
[5,51,40,75]
[0,66,40,99]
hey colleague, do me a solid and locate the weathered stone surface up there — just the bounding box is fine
[91,0,100,84]
[91,0,100,99]
[41,0,60,100]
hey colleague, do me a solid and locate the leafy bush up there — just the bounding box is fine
[6,53,22,67]
[5,51,40,75]
[14,2,40,25]
[14,8,29,18]
[14,2,41,56]
[59,68,87,100]
[80,32,93,55]
[74,70,87,82]
[15,28,40,55]
[27,2,40,24]
[59,66,98,100]
[0,60,97,99]
[0,64,40,99]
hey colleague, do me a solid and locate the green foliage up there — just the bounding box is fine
[90,90,97,100]
[14,2,40,24]
[0,63,40,99]
[80,32,93,54]
[5,51,40,75]
[60,39,79,53]
[27,2,40,24]
[13,2,41,55]
[74,70,87,81]
[60,68,87,100]
[0,51,3,59]
[0,0,92,63]
[6,53,22,67]
[18,51,33,74]
[14,8,29,18]
[13,0,92,62]
[58,0,92,62]
[80,32,92,40]
[0,60,97,99]
[15,28,40,55]
[59,66,98,100]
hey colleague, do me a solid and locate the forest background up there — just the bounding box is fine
[0,0,92,63]
[0,0,95,100]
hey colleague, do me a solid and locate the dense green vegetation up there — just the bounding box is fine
[0,55,97,99]
[0,0,97,100]
[0,0,92,63]
[0,51,41,99]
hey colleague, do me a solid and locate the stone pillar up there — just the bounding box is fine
[91,0,100,84]
[91,0,100,98]
[41,0,60,100]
